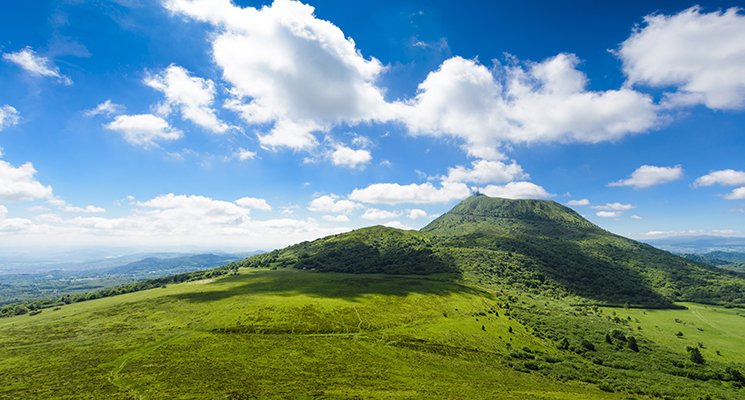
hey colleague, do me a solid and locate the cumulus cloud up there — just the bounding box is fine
[322,214,349,222]
[0,105,21,130]
[349,181,471,205]
[477,181,553,200]
[235,196,272,211]
[329,144,372,168]
[399,54,660,159]
[591,202,635,211]
[105,114,183,147]
[382,220,413,230]
[307,194,360,213]
[361,208,400,220]
[596,211,622,218]
[724,187,745,200]
[48,198,106,214]
[231,148,257,161]
[443,159,527,184]
[0,158,53,201]
[2,46,72,85]
[693,169,745,187]
[145,65,230,133]
[165,0,394,150]
[3,193,347,249]
[137,193,250,228]
[619,6,745,109]
[407,209,427,220]
[608,165,683,188]
[84,100,125,117]
[161,1,674,160]
[567,198,589,206]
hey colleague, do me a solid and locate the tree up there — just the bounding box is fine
[687,346,705,364]
[557,337,570,350]
[627,336,639,352]
[581,339,596,351]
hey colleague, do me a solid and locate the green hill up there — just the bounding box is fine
[234,195,745,308]
[239,225,454,274]
[3,195,745,399]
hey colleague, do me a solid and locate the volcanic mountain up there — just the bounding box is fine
[238,195,745,307]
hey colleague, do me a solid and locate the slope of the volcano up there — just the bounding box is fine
[421,195,745,307]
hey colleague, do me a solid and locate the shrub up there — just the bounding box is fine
[581,339,596,351]
[627,336,639,352]
[687,346,705,364]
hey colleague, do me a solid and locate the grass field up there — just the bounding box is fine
[0,268,619,399]
[604,303,745,363]
[1,268,743,399]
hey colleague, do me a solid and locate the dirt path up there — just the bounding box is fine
[108,331,191,399]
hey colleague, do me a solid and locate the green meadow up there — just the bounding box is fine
[606,303,745,364]
[1,268,744,399]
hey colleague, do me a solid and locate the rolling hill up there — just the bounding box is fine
[238,195,745,308]
[2,195,745,399]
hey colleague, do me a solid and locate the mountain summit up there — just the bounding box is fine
[238,196,744,308]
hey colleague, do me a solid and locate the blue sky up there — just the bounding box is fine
[1,0,745,253]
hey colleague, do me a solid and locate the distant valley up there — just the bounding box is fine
[0,252,258,305]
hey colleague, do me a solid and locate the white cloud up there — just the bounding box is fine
[330,144,372,168]
[477,181,553,200]
[443,159,527,184]
[361,208,400,220]
[105,114,183,147]
[307,194,360,213]
[637,229,744,239]
[619,6,745,109]
[0,105,21,130]
[631,214,642,220]
[235,196,272,211]
[724,187,745,200]
[407,208,427,220]
[0,158,53,201]
[591,202,635,211]
[322,214,349,222]
[48,198,106,214]
[230,148,257,161]
[235,147,256,161]
[567,198,589,206]
[596,211,622,218]
[0,204,7,219]
[1,193,348,250]
[349,181,471,205]
[84,100,125,117]
[693,169,745,187]
[2,46,72,85]
[138,193,250,228]
[145,65,230,133]
[165,0,394,151]
[382,220,412,230]
[608,165,683,188]
[399,54,659,159]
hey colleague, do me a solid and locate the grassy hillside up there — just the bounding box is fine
[230,196,745,308]
[3,195,745,398]
[2,268,744,399]
[683,252,745,274]
[421,196,745,307]
[236,225,454,274]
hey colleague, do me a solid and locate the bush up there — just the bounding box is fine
[687,346,705,364]
[627,336,639,352]
[581,339,596,351]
